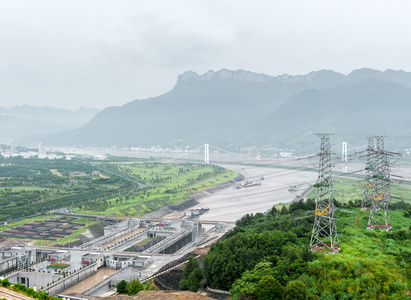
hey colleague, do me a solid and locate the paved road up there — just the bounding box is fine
[199,164,317,222]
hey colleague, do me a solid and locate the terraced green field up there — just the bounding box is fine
[75,162,237,216]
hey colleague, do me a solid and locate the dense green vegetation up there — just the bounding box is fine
[116,279,157,295]
[74,161,237,216]
[203,199,411,299]
[0,157,237,221]
[0,157,236,246]
[179,257,204,292]
[0,278,58,300]
[0,156,129,220]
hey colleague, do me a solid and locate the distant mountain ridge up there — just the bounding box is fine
[176,69,347,86]
[0,115,66,144]
[0,105,100,144]
[253,77,411,152]
[14,68,411,152]
[0,105,100,129]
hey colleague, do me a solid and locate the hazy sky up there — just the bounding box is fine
[1,1,411,110]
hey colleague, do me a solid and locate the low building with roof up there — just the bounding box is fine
[81,252,104,265]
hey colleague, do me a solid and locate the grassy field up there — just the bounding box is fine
[0,215,55,232]
[0,215,99,246]
[35,217,100,246]
[0,158,238,220]
[135,236,157,246]
[0,159,238,245]
[47,264,70,269]
[273,176,411,214]
[0,157,132,221]
[3,187,61,192]
[74,162,238,217]
[306,176,411,204]
[186,169,237,193]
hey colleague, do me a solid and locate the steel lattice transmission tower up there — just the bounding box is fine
[361,137,375,211]
[310,133,340,254]
[367,136,392,231]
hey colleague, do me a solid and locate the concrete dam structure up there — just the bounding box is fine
[0,217,222,297]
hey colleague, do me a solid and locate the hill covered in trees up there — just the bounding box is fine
[203,199,411,299]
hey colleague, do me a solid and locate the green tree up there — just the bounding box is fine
[0,278,11,287]
[269,206,277,216]
[187,268,203,292]
[180,257,203,292]
[230,261,277,300]
[286,280,307,300]
[254,276,283,300]
[126,278,144,296]
[183,257,200,278]
[116,279,127,294]
[280,205,288,215]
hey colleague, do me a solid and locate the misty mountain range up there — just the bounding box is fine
[8,68,411,153]
[0,106,100,144]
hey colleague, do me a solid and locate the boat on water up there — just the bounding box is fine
[236,180,261,189]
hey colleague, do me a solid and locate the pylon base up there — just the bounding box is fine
[360,205,372,211]
[309,243,340,254]
[367,223,392,232]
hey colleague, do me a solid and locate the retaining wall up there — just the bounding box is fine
[130,236,166,252]
[45,260,103,296]
[83,266,129,296]
[81,222,141,249]
[143,227,193,254]
[0,257,17,275]
[7,271,61,289]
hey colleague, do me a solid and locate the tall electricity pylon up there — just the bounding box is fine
[361,137,375,211]
[367,136,392,231]
[310,133,340,254]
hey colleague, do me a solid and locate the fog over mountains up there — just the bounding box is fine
[0,106,100,144]
[12,68,411,152]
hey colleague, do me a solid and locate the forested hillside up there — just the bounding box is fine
[203,199,411,299]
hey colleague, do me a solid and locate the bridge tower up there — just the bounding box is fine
[204,144,210,164]
[341,142,348,173]
[361,137,375,211]
[367,136,392,231]
[310,133,340,254]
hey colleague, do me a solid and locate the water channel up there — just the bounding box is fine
[61,267,117,294]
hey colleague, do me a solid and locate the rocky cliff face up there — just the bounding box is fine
[177,69,272,84]
[176,69,346,85]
